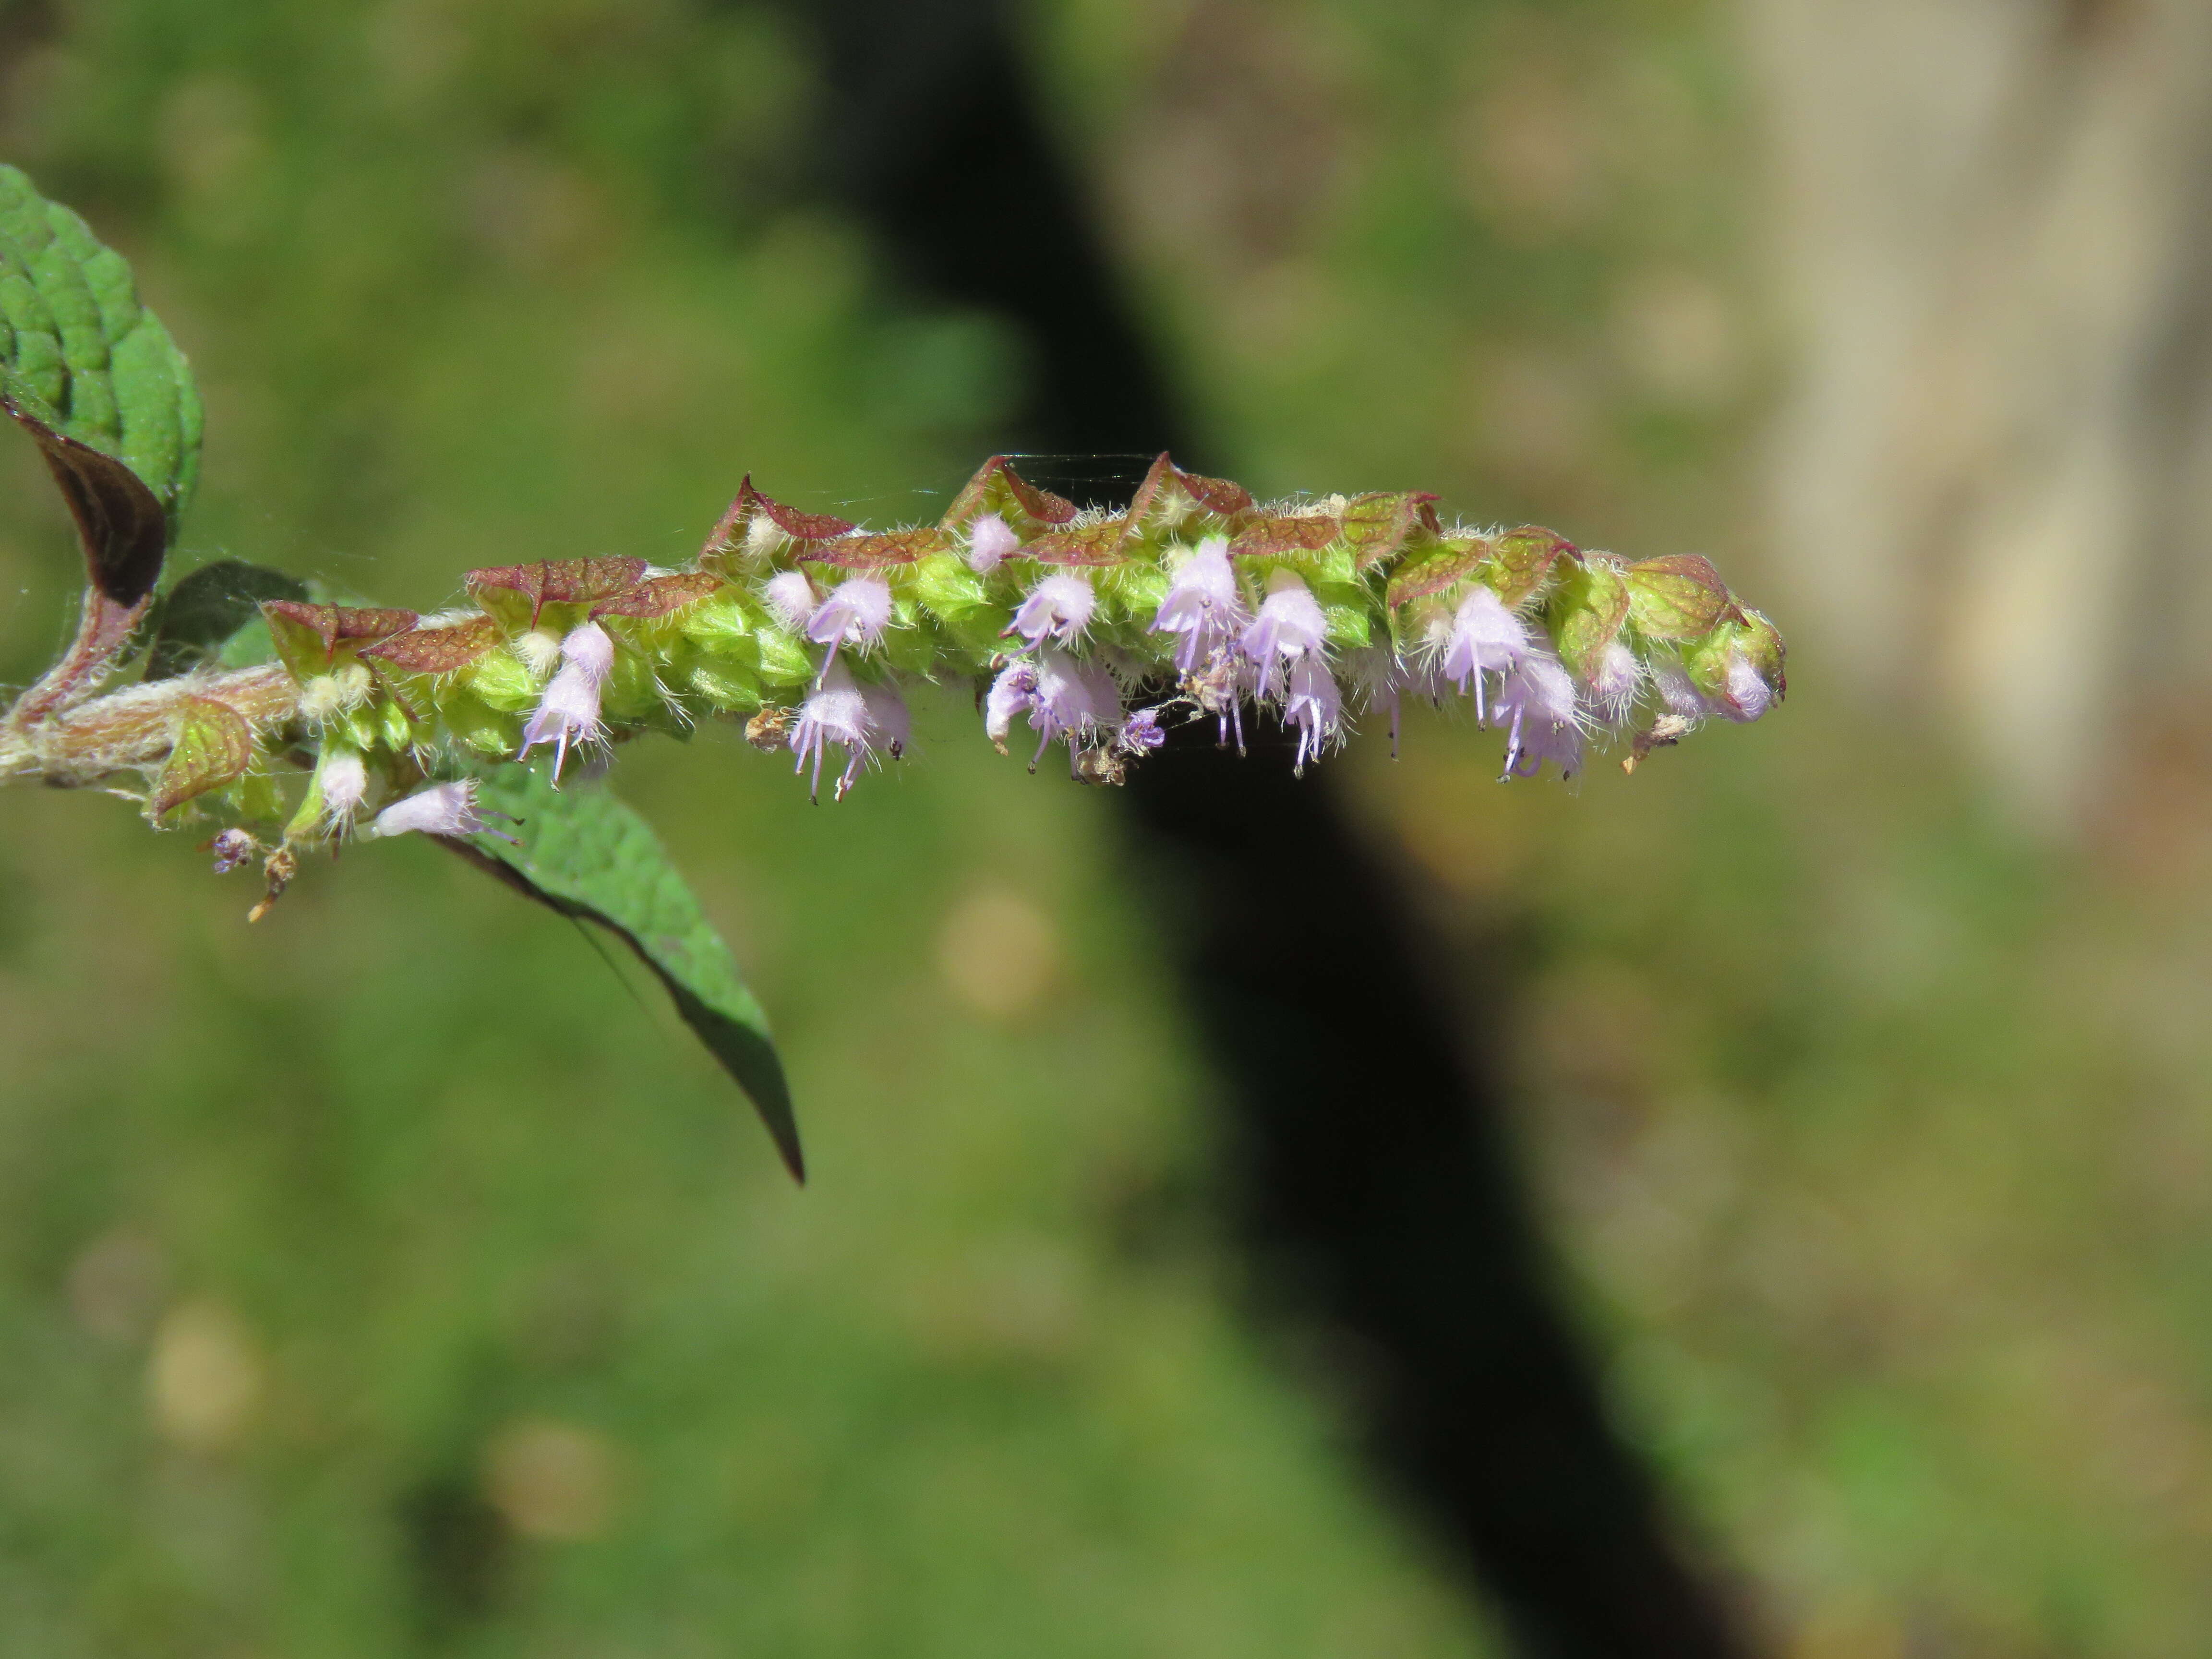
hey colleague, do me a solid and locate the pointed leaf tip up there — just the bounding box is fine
[436,765,802,1181]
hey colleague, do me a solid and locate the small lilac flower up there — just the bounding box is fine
[210,828,257,874]
[1494,647,1584,780]
[762,569,817,634]
[367,780,517,842]
[1152,537,1249,673]
[1437,585,1529,722]
[1283,652,1343,774]
[984,659,1040,754]
[1238,569,1329,699]
[1116,705,1168,755]
[519,620,616,779]
[1008,573,1096,646]
[967,513,1020,573]
[790,660,905,801]
[805,575,894,678]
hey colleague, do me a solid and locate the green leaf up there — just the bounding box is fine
[0,165,203,604]
[439,765,802,1182]
[144,560,309,680]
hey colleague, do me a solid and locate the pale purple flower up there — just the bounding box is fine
[1437,585,1529,722]
[1008,573,1096,646]
[984,660,1040,753]
[1495,647,1585,780]
[367,779,515,842]
[1151,537,1249,673]
[967,513,1020,573]
[518,621,616,779]
[790,660,905,801]
[1238,570,1329,699]
[1284,652,1343,773]
[805,575,894,677]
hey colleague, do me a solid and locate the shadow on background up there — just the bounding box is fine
[784,1,1748,1651]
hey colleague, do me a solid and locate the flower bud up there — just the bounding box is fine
[966,513,1020,573]
[367,780,513,842]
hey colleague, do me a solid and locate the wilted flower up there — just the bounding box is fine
[1008,573,1096,646]
[209,828,258,874]
[1152,537,1248,673]
[1238,570,1329,700]
[1117,706,1168,754]
[967,513,1020,573]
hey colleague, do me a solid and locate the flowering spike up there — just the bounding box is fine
[10,453,1784,858]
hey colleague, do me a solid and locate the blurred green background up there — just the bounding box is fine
[6,1,2212,1655]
